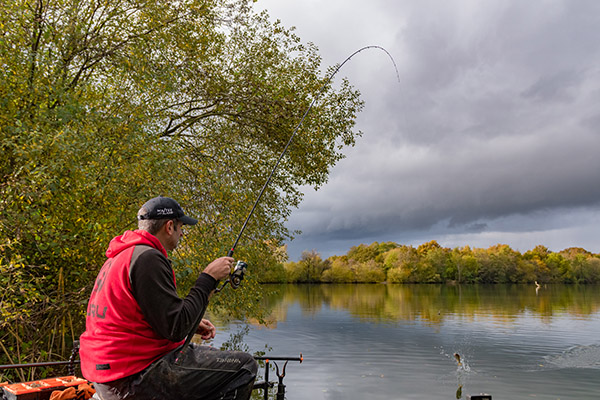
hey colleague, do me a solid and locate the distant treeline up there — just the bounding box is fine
[256,241,600,284]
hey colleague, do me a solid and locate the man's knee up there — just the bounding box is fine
[236,351,258,376]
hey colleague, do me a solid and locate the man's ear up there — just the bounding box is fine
[166,219,175,234]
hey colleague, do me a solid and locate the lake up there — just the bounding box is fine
[210,284,600,400]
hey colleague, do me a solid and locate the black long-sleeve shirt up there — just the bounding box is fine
[128,245,217,342]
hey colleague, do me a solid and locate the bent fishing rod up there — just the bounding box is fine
[227,45,399,259]
[177,46,400,360]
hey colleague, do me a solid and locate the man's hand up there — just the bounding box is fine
[196,319,216,340]
[203,256,234,281]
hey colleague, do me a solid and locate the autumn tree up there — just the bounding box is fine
[546,252,571,282]
[0,0,363,370]
[321,255,355,283]
[354,259,386,283]
[347,243,380,263]
[447,247,479,283]
[523,245,551,283]
[384,245,419,283]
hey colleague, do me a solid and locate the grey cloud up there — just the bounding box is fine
[257,0,600,260]
[521,70,582,102]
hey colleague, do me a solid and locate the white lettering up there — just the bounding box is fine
[216,358,242,364]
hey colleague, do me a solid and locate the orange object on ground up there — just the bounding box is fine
[2,379,52,400]
[49,383,95,400]
[49,387,76,400]
[1,376,90,400]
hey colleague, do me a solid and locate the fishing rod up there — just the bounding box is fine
[216,45,399,292]
[176,46,400,361]
[227,45,399,258]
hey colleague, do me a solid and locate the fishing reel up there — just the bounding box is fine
[215,260,247,293]
[230,260,247,288]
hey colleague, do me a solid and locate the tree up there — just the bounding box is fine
[422,246,449,281]
[253,242,287,283]
[0,0,363,369]
[474,248,499,283]
[321,256,355,283]
[283,260,303,283]
[354,260,386,283]
[347,243,380,263]
[383,245,418,283]
[300,250,329,283]
[417,240,442,256]
[546,252,572,283]
[568,254,600,284]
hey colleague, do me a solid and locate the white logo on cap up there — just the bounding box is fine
[156,208,174,216]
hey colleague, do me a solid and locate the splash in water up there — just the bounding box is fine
[544,344,600,369]
[438,350,472,399]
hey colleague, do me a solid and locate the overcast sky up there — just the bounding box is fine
[254,0,600,261]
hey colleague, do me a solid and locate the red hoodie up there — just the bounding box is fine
[79,230,184,383]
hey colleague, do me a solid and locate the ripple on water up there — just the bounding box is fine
[543,344,600,369]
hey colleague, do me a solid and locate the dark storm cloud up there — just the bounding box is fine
[256,0,600,259]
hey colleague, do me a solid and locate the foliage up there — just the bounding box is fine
[272,241,600,285]
[283,250,329,283]
[354,259,385,283]
[1,0,364,371]
[321,256,355,283]
[382,245,418,283]
[347,241,397,264]
[447,247,479,283]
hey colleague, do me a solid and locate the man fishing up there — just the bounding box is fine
[79,196,258,400]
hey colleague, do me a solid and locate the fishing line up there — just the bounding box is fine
[177,46,400,361]
[227,45,400,258]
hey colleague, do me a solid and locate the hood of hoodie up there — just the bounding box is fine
[105,230,168,259]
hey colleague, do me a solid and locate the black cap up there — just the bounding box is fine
[137,196,198,225]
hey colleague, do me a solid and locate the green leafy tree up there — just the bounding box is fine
[474,248,500,283]
[568,254,600,284]
[460,253,480,283]
[546,252,572,282]
[283,250,329,283]
[524,245,551,282]
[1,0,363,370]
[407,241,444,283]
[383,245,418,283]
[354,259,385,283]
[299,250,329,283]
[422,246,449,281]
[321,255,355,283]
[347,243,380,263]
[447,247,480,283]
[585,258,600,283]
[515,258,537,283]
[252,242,287,283]
[448,247,479,283]
[282,260,303,283]
[375,242,399,262]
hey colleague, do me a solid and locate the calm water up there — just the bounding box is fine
[210,284,600,400]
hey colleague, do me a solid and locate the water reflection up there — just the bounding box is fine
[261,284,600,326]
[214,284,600,400]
